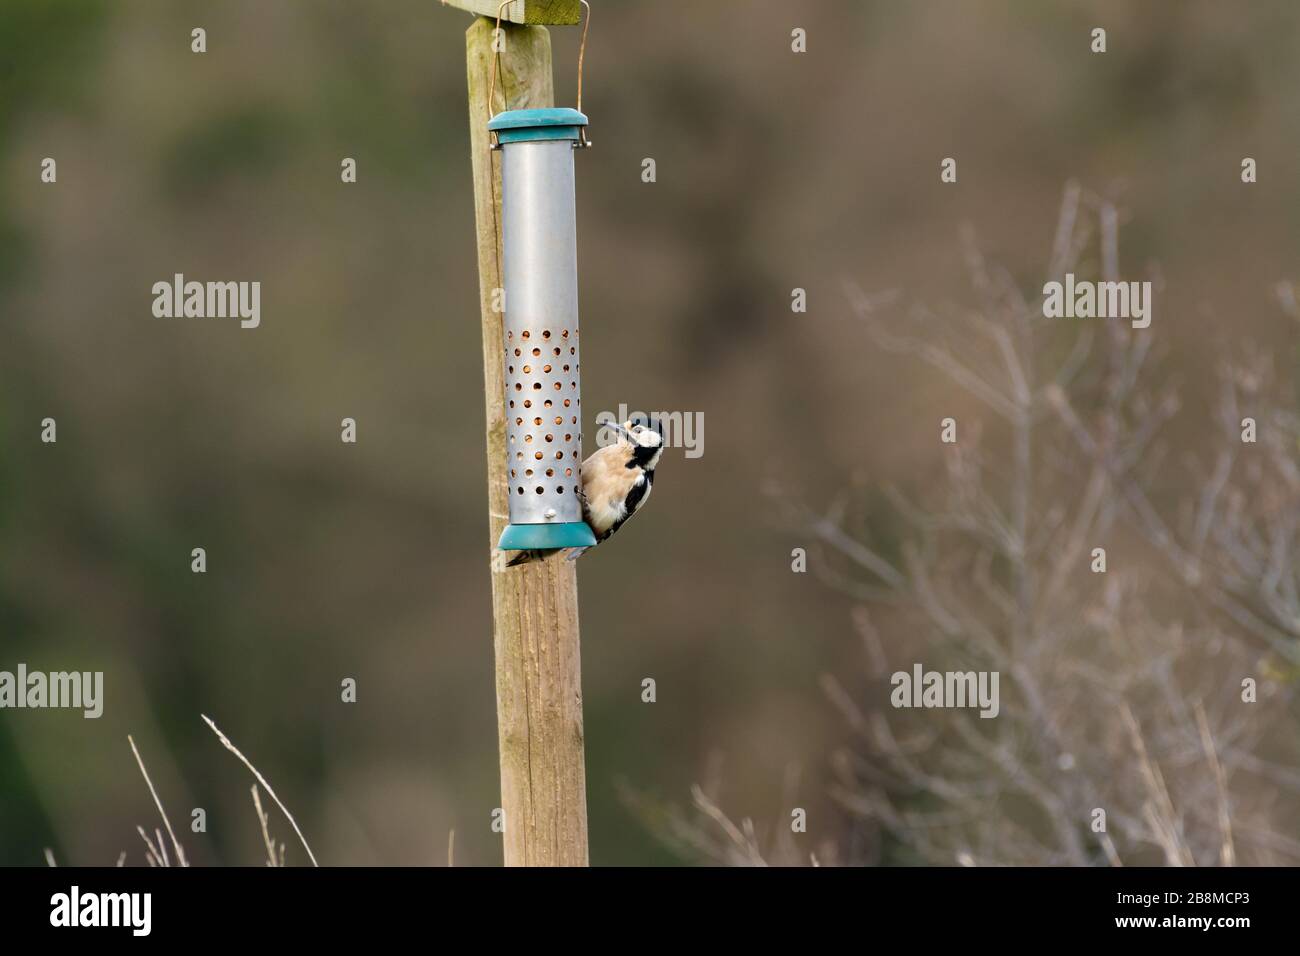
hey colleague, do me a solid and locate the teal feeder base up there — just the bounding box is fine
[498,522,596,552]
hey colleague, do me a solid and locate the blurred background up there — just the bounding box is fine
[2,0,1299,866]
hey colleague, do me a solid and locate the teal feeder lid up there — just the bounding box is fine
[498,521,596,551]
[489,107,588,144]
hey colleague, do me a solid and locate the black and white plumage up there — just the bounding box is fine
[506,419,663,567]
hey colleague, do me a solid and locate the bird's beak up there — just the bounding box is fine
[603,420,630,441]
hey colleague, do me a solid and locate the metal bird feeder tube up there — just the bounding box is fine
[491,108,596,552]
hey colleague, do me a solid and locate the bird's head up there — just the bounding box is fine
[605,418,664,469]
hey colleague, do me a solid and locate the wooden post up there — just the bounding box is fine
[463,10,589,866]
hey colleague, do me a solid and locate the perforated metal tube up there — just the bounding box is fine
[490,108,595,551]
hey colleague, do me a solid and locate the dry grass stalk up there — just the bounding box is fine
[251,785,284,867]
[127,734,189,867]
[202,714,318,867]
[136,825,163,868]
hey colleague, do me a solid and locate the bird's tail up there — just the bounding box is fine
[505,548,555,567]
[506,546,592,567]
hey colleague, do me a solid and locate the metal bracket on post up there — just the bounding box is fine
[487,0,591,149]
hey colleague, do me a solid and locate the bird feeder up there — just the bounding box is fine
[490,107,597,552]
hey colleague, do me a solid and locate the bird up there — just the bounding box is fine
[506,418,663,567]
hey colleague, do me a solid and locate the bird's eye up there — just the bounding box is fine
[633,425,643,433]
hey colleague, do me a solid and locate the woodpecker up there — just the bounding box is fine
[506,419,663,567]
